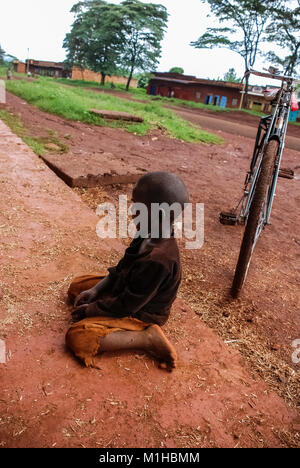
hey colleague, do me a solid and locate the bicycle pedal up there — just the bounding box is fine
[219,212,239,226]
[278,168,294,179]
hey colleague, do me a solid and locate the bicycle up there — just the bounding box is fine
[220,67,300,298]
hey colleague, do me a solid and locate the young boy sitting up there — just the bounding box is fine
[66,172,189,372]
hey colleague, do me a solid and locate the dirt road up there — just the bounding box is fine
[173,107,300,152]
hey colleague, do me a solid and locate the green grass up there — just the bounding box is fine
[57,77,134,92]
[0,108,45,155]
[24,136,46,155]
[5,77,223,144]
[0,108,69,156]
[56,77,113,89]
[0,63,9,77]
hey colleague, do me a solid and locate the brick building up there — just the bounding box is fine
[13,59,71,78]
[147,72,243,108]
[12,60,26,74]
[12,61,137,87]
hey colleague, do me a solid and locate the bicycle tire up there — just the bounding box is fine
[231,139,278,298]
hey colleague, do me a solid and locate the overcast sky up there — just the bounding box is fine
[0,0,288,84]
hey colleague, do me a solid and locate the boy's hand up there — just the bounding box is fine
[72,304,89,322]
[74,288,98,307]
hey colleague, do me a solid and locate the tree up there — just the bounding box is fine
[137,72,154,88]
[265,2,300,75]
[64,1,167,89]
[63,10,90,74]
[190,0,283,105]
[64,1,126,85]
[0,44,5,64]
[169,67,184,74]
[222,67,241,82]
[120,0,168,91]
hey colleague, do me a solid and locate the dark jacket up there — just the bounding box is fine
[88,236,181,326]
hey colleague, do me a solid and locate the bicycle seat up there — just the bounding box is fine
[268,66,281,75]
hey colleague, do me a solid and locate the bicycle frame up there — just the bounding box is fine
[238,70,299,227]
[222,68,300,297]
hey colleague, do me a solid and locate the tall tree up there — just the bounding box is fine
[64,0,167,88]
[265,1,300,75]
[120,0,168,91]
[0,44,5,64]
[64,1,125,85]
[190,0,283,105]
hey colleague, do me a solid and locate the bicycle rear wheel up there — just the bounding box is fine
[231,140,278,298]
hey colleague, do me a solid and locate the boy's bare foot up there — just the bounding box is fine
[76,324,177,372]
[145,325,177,372]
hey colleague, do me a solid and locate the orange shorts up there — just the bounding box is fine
[66,274,149,367]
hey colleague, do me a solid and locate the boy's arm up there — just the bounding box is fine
[91,275,113,295]
[83,261,169,319]
[74,275,114,307]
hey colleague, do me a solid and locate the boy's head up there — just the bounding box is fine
[132,172,189,238]
[133,172,189,208]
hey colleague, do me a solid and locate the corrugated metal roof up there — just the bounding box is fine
[26,60,64,69]
[151,77,195,85]
[150,74,242,89]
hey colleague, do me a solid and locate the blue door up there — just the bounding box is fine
[205,95,213,105]
[220,96,227,108]
[214,95,220,106]
[150,85,156,96]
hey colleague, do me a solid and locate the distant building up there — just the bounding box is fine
[148,72,300,121]
[246,85,268,112]
[246,84,300,122]
[12,60,137,87]
[13,59,71,78]
[71,67,138,88]
[147,72,243,108]
[246,85,276,113]
[12,60,26,74]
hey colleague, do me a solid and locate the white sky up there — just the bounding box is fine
[0,0,289,85]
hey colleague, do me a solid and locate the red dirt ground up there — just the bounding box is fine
[0,92,299,447]
[170,107,300,152]
[168,104,300,138]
